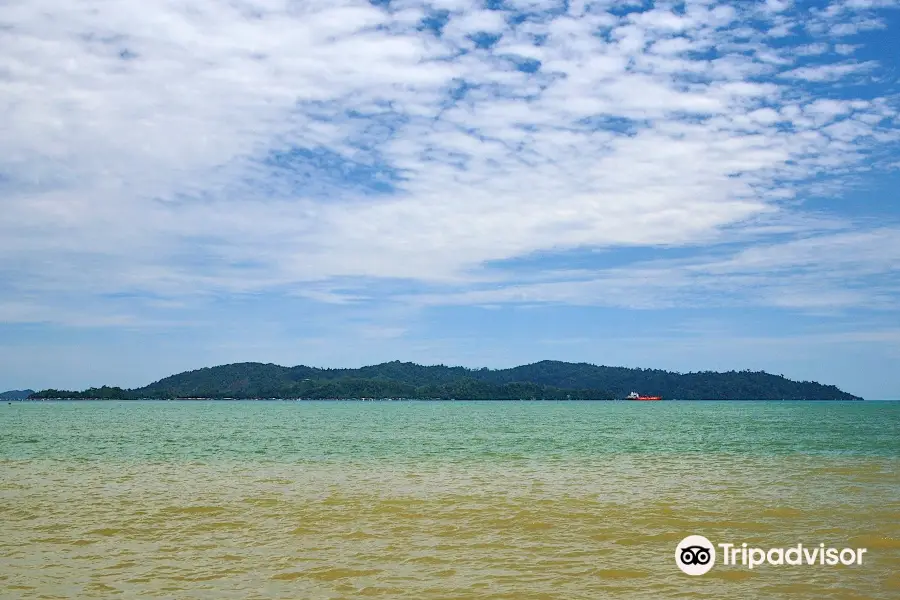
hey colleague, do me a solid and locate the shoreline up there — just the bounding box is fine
[10,397,875,402]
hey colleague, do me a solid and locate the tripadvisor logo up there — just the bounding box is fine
[676,535,716,575]
[675,535,868,575]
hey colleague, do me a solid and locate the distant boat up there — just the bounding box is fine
[626,391,662,401]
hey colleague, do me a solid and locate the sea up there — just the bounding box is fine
[1,400,898,599]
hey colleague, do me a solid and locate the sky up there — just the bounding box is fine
[1,0,899,399]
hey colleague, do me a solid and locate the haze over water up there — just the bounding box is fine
[2,401,898,599]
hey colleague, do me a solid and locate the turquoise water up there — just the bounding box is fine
[1,401,899,599]
[2,400,898,462]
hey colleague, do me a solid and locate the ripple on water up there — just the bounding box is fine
[1,401,899,599]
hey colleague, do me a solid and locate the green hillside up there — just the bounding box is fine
[1,389,35,400]
[29,361,862,400]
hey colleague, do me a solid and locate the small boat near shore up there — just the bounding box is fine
[626,391,662,401]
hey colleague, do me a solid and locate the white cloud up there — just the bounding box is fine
[835,43,862,55]
[765,0,794,12]
[793,42,831,56]
[0,0,898,321]
[404,227,900,311]
[830,18,887,35]
[779,60,879,81]
[838,0,900,9]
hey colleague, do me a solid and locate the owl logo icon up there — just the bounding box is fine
[676,535,716,575]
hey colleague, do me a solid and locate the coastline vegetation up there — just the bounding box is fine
[26,360,862,401]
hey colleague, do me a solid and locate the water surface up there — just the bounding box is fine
[2,401,898,598]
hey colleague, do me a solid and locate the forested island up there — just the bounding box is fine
[27,360,862,400]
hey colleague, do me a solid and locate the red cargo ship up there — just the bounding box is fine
[626,392,662,401]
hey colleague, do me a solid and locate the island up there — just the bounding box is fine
[25,360,862,401]
[1,389,35,400]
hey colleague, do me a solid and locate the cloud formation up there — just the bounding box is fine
[1,0,899,324]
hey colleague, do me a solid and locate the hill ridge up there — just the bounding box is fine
[1,389,35,400]
[29,361,862,400]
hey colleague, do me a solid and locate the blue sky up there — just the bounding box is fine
[1,0,899,398]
